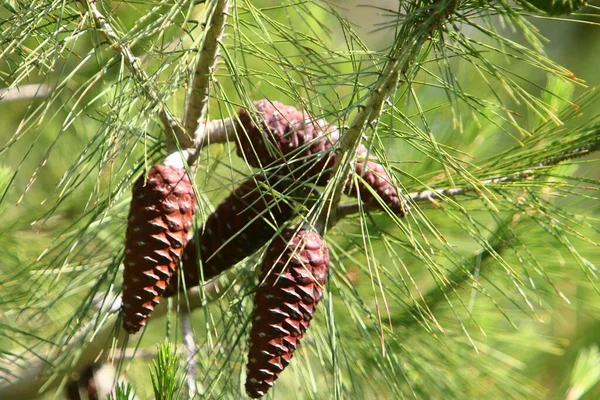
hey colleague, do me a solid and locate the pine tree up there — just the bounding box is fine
[0,0,599,399]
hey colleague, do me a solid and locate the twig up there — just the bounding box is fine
[406,171,535,203]
[85,0,184,151]
[195,116,236,148]
[408,139,600,202]
[335,139,600,219]
[533,140,600,167]
[183,0,230,164]
[0,84,51,102]
[0,275,232,400]
[180,312,198,400]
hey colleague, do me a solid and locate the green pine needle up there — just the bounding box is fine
[566,345,600,400]
[149,342,185,400]
[109,382,136,400]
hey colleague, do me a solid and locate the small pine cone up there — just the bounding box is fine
[122,163,196,333]
[347,145,405,216]
[163,175,295,297]
[236,99,338,182]
[236,100,404,215]
[245,229,330,398]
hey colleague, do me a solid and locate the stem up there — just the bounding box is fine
[181,312,198,399]
[408,139,600,203]
[406,172,535,203]
[192,116,236,153]
[534,139,600,167]
[85,0,184,151]
[335,139,600,219]
[183,0,230,165]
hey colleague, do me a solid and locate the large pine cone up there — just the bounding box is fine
[122,163,196,333]
[235,99,339,183]
[163,175,295,297]
[245,229,330,398]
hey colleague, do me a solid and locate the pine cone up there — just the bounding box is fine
[245,229,330,398]
[163,175,295,297]
[235,99,338,183]
[348,145,405,216]
[122,163,196,333]
[235,100,404,215]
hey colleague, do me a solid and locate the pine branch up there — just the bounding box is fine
[85,0,184,151]
[161,112,598,226]
[317,0,459,232]
[532,139,600,167]
[184,115,236,163]
[183,0,230,164]
[149,342,184,400]
[407,138,600,203]
[0,275,233,400]
[334,135,600,220]
[3,1,599,399]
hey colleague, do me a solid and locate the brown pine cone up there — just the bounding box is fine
[235,99,338,183]
[245,228,330,398]
[163,175,295,297]
[235,100,404,215]
[348,145,405,216]
[122,161,196,333]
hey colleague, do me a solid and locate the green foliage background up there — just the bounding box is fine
[1,0,599,399]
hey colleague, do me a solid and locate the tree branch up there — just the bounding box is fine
[85,0,184,152]
[335,138,600,220]
[183,0,230,165]
[194,116,236,148]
